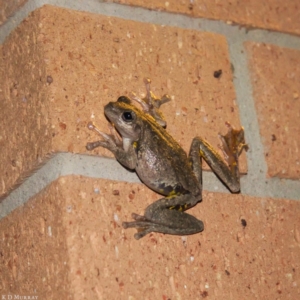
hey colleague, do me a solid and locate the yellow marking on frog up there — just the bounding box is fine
[168,190,177,196]
[166,195,177,200]
[199,149,206,158]
[133,141,138,148]
[169,203,190,211]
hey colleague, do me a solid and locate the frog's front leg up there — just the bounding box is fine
[130,78,171,127]
[122,194,204,240]
[190,123,248,193]
[86,122,137,169]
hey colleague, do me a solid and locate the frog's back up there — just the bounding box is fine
[134,117,197,196]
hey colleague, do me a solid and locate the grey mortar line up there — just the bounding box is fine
[0,154,137,219]
[0,153,228,219]
[227,35,300,200]
[0,0,299,219]
[1,0,300,48]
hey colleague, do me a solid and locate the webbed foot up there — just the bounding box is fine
[122,209,204,240]
[218,122,248,170]
[122,213,157,240]
[130,78,171,127]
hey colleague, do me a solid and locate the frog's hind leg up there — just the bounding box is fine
[189,122,248,193]
[122,195,204,240]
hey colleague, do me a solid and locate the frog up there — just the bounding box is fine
[86,78,248,240]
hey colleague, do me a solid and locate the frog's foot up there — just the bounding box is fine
[86,121,121,151]
[143,78,171,108]
[122,212,204,240]
[218,122,248,168]
[122,213,164,239]
[130,78,171,127]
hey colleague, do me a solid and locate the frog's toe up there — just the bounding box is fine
[219,122,248,162]
[86,141,101,150]
[160,94,171,106]
[122,220,154,240]
[134,228,153,240]
[122,222,160,240]
[122,219,150,229]
[87,121,115,142]
[121,221,131,229]
[131,212,148,221]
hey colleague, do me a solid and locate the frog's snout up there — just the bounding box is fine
[104,102,113,111]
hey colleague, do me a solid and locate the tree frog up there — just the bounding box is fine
[86,79,248,240]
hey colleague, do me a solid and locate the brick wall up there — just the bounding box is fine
[0,1,299,299]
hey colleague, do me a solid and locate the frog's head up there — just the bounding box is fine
[104,96,141,141]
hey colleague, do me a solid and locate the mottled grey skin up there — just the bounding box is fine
[86,80,248,240]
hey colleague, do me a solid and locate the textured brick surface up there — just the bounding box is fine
[1,2,299,300]
[0,179,70,299]
[1,176,300,298]
[0,9,52,197]
[111,0,300,36]
[0,0,28,25]
[0,5,246,197]
[246,42,300,179]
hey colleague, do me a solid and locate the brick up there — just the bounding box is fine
[111,0,300,35]
[0,5,246,197]
[246,42,300,179]
[0,0,28,25]
[0,9,52,197]
[0,178,70,299]
[1,176,300,298]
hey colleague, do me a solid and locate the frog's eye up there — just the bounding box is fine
[122,111,134,122]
